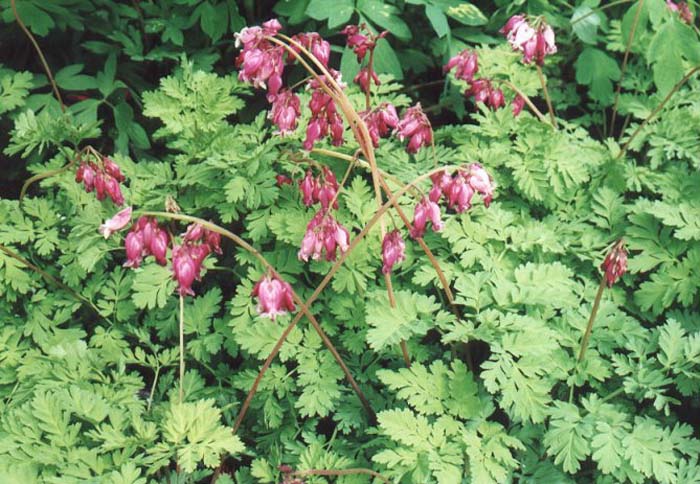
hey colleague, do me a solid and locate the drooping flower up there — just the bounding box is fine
[466,79,505,110]
[299,170,317,206]
[172,244,198,297]
[234,20,285,96]
[667,1,694,24]
[341,24,386,62]
[501,15,557,66]
[410,198,443,239]
[601,240,628,287]
[291,32,331,67]
[512,94,525,116]
[443,50,479,82]
[76,157,126,206]
[429,170,452,203]
[99,206,133,239]
[467,163,494,207]
[381,230,406,274]
[268,89,301,135]
[303,75,345,150]
[252,274,296,319]
[315,166,339,210]
[122,216,170,268]
[354,67,380,94]
[445,171,475,213]
[396,104,432,154]
[361,103,399,147]
[276,174,293,186]
[298,211,350,262]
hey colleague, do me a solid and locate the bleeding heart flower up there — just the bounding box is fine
[123,230,145,268]
[443,50,479,82]
[512,94,525,116]
[381,230,406,274]
[467,163,494,207]
[410,197,443,239]
[396,104,432,154]
[172,244,198,296]
[252,274,296,320]
[298,211,350,262]
[99,206,133,239]
[354,67,380,94]
[601,240,628,287]
[501,15,557,65]
[268,89,301,135]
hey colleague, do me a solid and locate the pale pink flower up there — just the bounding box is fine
[99,206,133,239]
[252,274,296,319]
[396,104,432,154]
[268,89,301,135]
[443,50,479,82]
[467,163,494,207]
[381,230,406,274]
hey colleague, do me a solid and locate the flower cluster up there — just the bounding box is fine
[291,32,331,67]
[362,103,399,147]
[124,216,170,268]
[354,67,380,95]
[341,24,386,62]
[298,211,350,262]
[396,104,433,154]
[467,79,505,110]
[667,1,694,24]
[269,89,301,135]
[252,274,296,320]
[171,223,222,296]
[235,19,285,97]
[299,167,339,209]
[601,239,628,287]
[75,156,125,205]
[500,15,557,66]
[443,49,478,82]
[381,230,406,274]
[412,164,494,238]
[304,74,345,150]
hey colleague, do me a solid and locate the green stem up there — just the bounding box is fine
[609,0,644,137]
[536,65,558,129]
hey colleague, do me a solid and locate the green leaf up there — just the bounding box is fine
[445,3,487,26]
[647,20,700,94]
[575,48,621,104]
[426,5,450,38]
[571,6,601,44]
[544,403,593,473]
[306,0,354,28]
[365,290,438,350]
[372,38,404,80]
[131,264,176,310]
[358,0,412,41]
[200,2,229,42]
[55,64,97,91]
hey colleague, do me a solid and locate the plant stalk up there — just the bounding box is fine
[536,65,558,128]
[179,295,185,403]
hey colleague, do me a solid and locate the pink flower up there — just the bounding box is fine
[315,166,339,210]
[104,176,124,205]
[252,274,296,319]
[429,170,452,203]
[298,211,350,262]
[235,20,286,96]
[292,32,331,67]
[299,170,317,207]
[103,157,125,182]
[99,206,133,239]
[467,163,494,207]
[269,89,301,135]
[396,104,433,154]
[512,94,525,116]
[276,174,293,186]
[601,240,628,287]
[124,230,144,268]
[466,79,505,110]
[501,15,556,65]
[172,244,198,296]
[443,50,479,82]
[381,230,405,274]
[150,230,169,265]
[341,24,386,62]
[182,223,223,255]
[361,103,399,148]
[303,84,344,150]
[410,198,443,239]
[667,1,694,23]
[445,172,475,213]
[354,67,380,94]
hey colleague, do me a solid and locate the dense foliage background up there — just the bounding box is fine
[1,0,700,483]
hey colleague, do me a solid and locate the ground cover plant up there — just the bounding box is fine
[1,0,700,482]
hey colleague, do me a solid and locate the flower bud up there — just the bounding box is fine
[601,240,628,287]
